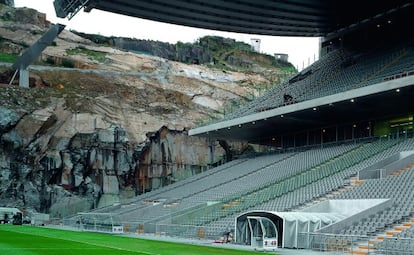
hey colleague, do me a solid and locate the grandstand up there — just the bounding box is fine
[220,42,414,122]
[65,137,414,251]
[56,0,414,254]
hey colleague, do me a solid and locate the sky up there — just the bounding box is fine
[14,0,320,70]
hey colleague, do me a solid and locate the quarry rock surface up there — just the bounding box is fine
[0,5,292,217]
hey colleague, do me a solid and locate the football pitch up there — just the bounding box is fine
[0,225,277,255]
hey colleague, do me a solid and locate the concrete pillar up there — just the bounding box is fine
[19,68,29,88]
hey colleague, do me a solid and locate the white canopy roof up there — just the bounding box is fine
[235,210,346,248]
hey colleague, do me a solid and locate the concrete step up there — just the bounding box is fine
[347,248,369,255]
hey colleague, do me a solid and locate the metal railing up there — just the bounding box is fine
[298,232,370,253]
[298,232,414,254]
[153,223,209,239]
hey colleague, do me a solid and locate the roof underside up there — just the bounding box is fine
[55,0,413,37]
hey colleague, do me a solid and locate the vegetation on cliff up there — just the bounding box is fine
[72,31,296,74]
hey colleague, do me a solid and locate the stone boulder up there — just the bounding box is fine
[0,106,22,133]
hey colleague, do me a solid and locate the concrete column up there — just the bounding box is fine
[19,68,29,88]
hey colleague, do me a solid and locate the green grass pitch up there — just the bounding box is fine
[0,225,276,255]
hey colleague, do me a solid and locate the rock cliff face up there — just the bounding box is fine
[0,5,293,217]
[0,99,229,217]
[0,0,13,7]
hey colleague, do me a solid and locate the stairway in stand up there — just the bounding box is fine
[348,219,414,254]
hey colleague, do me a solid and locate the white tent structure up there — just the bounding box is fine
[235,199,392,249]
[235,210,345,249]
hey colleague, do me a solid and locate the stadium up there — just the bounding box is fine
[4,0,414,254]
